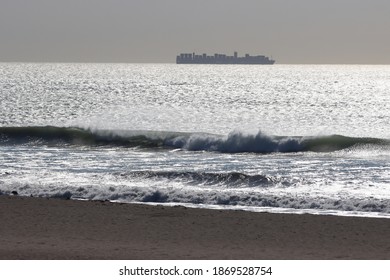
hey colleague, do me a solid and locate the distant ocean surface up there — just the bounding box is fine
[1,63,389,218]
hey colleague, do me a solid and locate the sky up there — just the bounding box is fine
[0,0,389,64]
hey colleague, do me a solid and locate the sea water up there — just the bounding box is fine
[0,63,389,218]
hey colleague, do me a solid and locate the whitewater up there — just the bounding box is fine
[1,63,389,218]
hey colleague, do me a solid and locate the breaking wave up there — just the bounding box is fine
[2,182,390,215]
[116,171,275,187]
[1,126,389,154]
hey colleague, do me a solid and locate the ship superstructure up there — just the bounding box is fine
[176,51,275,64]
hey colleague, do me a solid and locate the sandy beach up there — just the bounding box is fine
[0,195,389,259]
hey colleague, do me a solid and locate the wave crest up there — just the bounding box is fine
[1,126,388,154]
[166,131,303,153]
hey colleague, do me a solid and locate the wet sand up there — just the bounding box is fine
[0,195,389,259]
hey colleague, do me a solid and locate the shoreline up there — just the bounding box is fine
[138,201,390,220]
[1,195,389,259]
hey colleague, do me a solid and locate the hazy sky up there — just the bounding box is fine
[1,0,389,63]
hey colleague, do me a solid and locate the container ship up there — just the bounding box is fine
[176,51,275,65]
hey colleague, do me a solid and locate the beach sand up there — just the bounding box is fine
[0,195,389,259]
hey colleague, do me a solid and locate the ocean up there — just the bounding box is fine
[1,63,389,218]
